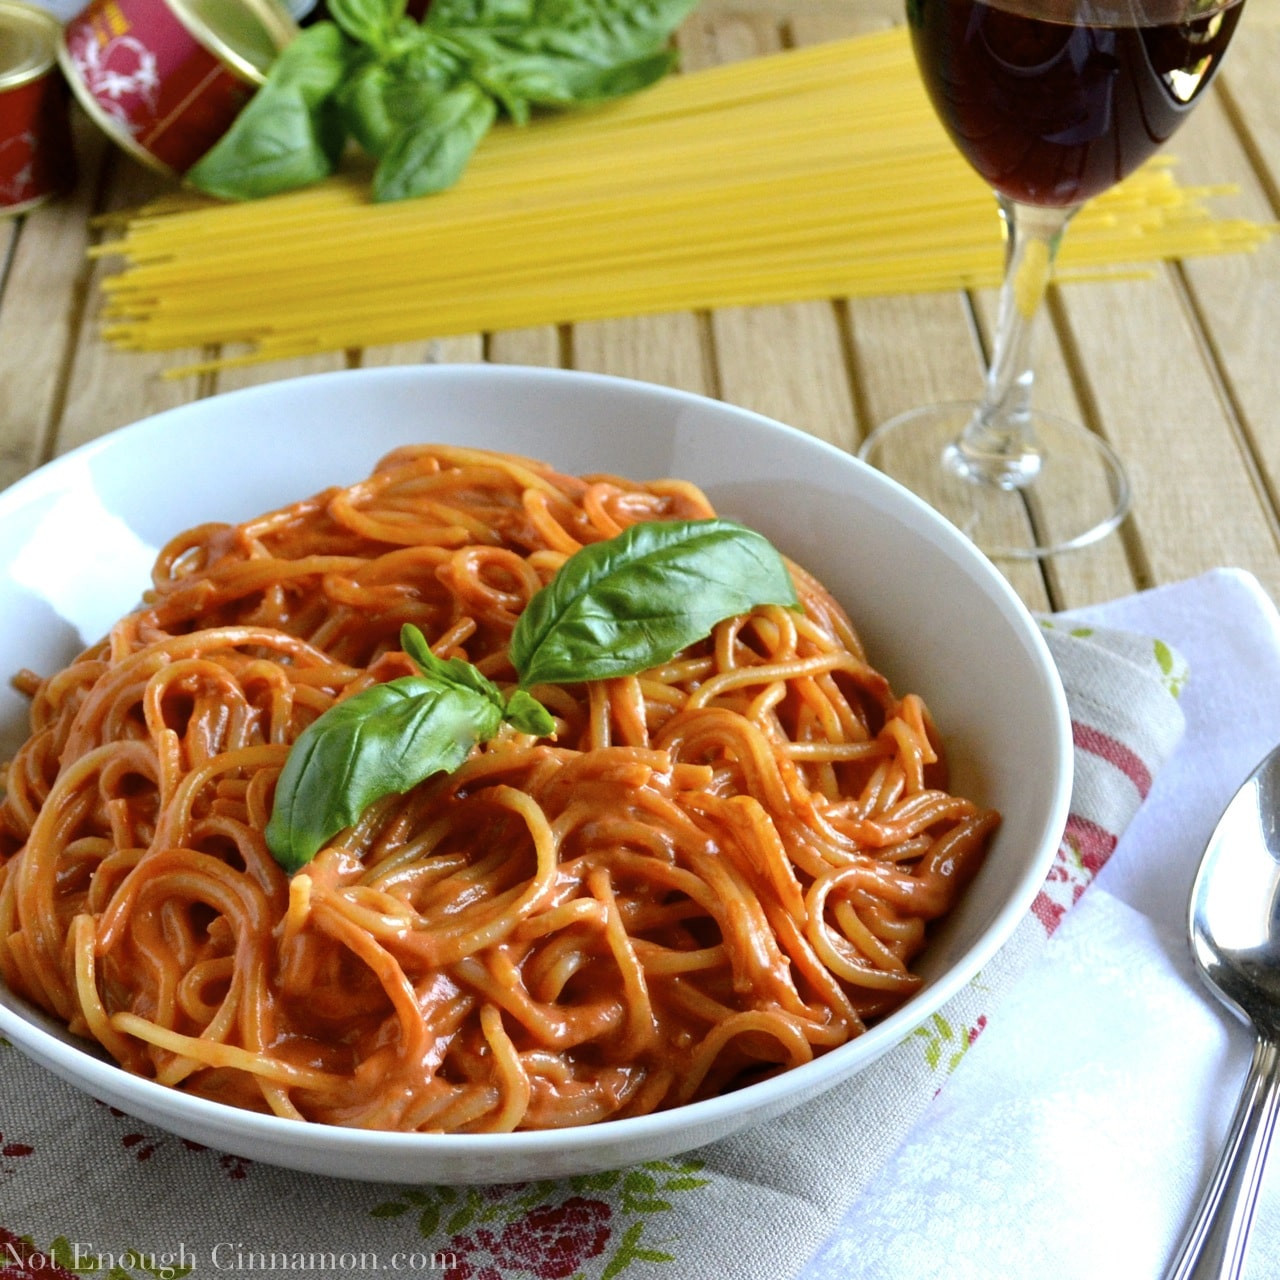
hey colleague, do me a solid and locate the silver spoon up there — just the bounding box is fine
[1165,743,1280,1280]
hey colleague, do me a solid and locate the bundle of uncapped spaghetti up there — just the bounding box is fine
[93,24,1271,376]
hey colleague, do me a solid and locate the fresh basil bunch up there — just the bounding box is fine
[265,518,799,872]
[186,0,700,203]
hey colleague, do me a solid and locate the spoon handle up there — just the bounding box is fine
[1164,1034,1280,1280]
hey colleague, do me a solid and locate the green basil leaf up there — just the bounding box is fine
[430,0,694,113]
[338,60,401,157]
[400,623,505,706]
[401,623,554,735]
[509,519,799,688]
[428,0,696,60]
[458,40,673,114]
[503,689,556,736]
[338,40,461,157]
[426,0,533,26]
[266,519,798,873]
[329,0,403,50]
[534,47,675,102]
[515,0,697,62]
[265,674,502,872]
[251,21,352,94]
[399,619,451,672]
[186,24,351,200]
[371,81,498,201]
[440,30,532,119]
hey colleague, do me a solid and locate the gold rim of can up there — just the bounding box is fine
[55,34,177,176]
[166,0,299,87]
[56,0,300,178]
[0,0,60,92]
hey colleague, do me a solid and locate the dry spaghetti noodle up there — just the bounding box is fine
[92,25,1271,377]
[0,445,997,1132]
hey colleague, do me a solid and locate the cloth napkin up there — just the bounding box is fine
[0,570,1239,1280]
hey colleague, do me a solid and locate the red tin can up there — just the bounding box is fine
[0,0,75,216]
[58,0,297,176]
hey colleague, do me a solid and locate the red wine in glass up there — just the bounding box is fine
[858,0,1246,559]
[908,0,1246,207]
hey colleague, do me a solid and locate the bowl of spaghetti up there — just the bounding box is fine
[0,364,1071,1183]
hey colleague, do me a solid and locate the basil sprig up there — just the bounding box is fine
[265,517,797,872]
[184,24,351,201]
[186,0,699,203]
[511,516,800,685]
[263,623,552,871]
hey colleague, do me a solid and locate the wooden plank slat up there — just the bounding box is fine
[488,327,562,366]
[54,144,204,457]
[570,311,713,392]
[1210,0,1280,220]
[360,336,485,367]
[211,350,348,394]
[712,301,859,448]
[0,117,111,480]
[676,12,860,450]
[1175,29,1280,559]
[1053,266,1280,595]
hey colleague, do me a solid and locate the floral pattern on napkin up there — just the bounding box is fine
[1032,622,1189,938]
[370,1163,713,1280]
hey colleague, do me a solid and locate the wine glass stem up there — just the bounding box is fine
[947,196,1079,489]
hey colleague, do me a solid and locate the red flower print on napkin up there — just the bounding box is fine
[94,1102,250,1178]
[0,1130,36,1187]
[0,1229,78,1280]
[448,1196,612,1279]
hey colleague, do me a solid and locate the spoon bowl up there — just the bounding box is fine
[1166,742,1280,1279]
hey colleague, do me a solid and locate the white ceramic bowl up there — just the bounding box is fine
[0,364,1071,1184]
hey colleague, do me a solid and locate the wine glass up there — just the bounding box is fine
[857,0,1246,558]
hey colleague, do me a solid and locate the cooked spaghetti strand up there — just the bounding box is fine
[0,445,997,1131]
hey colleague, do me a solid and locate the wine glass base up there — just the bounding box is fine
[858,402,1131,560]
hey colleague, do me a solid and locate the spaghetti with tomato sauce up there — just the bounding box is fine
[0,445,997,1132]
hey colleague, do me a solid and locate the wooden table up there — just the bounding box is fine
[2,0,1279,618]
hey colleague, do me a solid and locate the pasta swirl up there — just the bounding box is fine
[0,445,997,1132]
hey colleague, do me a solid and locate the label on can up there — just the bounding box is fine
[60,0,294,175]
[0,0,75,214]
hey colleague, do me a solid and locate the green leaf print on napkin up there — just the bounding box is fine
[1153,637,1188,697]
[369,1158,711,1277]
[912,1010,988,1077]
